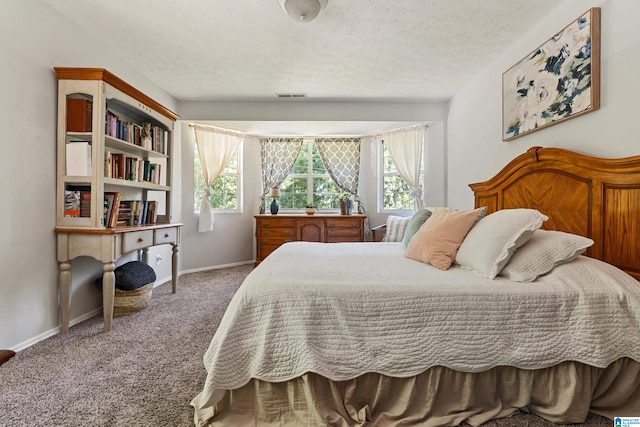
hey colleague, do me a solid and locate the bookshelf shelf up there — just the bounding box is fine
[54,67,183,334]
[103,177,170,191]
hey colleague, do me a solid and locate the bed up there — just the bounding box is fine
[191,147,640,426]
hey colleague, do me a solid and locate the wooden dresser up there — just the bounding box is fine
[254,214,366,264]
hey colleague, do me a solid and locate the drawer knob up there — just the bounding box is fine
[351,222,357,226]
[263,240,270,244]
[164,233,169,238]
[137,237,144,243]
[285,231,292,236]
[262,231,270,236]
[328,222,335,226]
[329,231,336,236]
[263,222,270,227]
[352,231,358,235]
[285,221,292,226]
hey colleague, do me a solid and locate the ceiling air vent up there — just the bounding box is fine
[276,93,307,98]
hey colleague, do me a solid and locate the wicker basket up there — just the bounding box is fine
[113,282,154,317]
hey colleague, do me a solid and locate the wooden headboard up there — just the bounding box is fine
[470,146,640,281]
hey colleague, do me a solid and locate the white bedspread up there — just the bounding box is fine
[192,242,640,421]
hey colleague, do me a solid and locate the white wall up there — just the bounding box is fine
[0,0,178,350]
[176,100,449,264]
[447,0,640,210]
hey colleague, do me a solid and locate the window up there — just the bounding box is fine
[379,139,424,211]
[194,142,241,211]
[279,140,342,210]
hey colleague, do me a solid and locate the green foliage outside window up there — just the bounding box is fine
[194,144,240,211]
[381,141,423,210]
[278,141,341,210]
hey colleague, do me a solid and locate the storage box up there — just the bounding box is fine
[66,98,93,132]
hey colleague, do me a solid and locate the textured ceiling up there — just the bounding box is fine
[43,0,563,135]
[44,0,562,102]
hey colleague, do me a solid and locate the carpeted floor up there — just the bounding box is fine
[0,265,612,427]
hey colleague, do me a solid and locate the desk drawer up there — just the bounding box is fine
[155,227,177,245]
[122,230,154,253]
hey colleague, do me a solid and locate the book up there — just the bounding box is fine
[64,190,80,217]
[111,153,125,179]
[104,192,121,228]
[66,141,91,176]
[79,190,91,217]
[66,98,92,132]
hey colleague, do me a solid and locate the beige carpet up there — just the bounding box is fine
[0,265,612,426]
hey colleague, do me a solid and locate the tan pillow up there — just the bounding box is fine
[404,208,485,270]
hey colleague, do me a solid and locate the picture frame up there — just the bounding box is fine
[502,8,600,141]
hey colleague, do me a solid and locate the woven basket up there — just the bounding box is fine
[113,282,154,317]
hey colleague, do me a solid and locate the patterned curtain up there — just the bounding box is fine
[315,137,371,238]
[314,138,361,205]
[259,138,304,213]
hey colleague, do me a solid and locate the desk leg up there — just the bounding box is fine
[59,261,72,333]
[171,243,180,294]
[102,262,116,332]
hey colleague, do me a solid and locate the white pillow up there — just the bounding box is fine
[455,208,548,279]
[499,229,594,282]
[381,215,411,242]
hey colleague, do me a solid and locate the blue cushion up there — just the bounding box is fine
[402,209,433,248]
[94,261,156,291]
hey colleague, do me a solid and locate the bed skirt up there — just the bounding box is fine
[193,358,640,426]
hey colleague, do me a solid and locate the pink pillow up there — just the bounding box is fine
[404,208,485,270]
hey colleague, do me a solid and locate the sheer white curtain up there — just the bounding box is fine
[193,125,243,232]
[383,126,426,210]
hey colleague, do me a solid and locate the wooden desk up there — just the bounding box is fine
[55,223,182,332]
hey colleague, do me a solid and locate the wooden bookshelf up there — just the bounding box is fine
[54,68,183,333]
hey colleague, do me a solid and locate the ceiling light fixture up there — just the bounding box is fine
[278,0,327,23]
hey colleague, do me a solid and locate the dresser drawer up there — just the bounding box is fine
[122,230,154,253]
[327,228,362,239]
[154,227,177,245]
[326,218,362,228]
[327,236,362,243]
[258,237,294,246]
[259,228,295,238]
[258,218,295,228]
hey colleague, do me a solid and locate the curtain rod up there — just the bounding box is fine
[189,123,247,138]
[189,122,428,139]
[369,124,429,139]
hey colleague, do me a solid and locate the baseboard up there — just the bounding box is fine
[10,261,254,353]
[10,307,103,352]
[178,260,254,275]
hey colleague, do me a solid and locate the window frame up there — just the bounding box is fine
[377,137,425,213]
[279,139,341,213]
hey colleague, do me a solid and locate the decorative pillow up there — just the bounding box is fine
[401,209,433,248]
[455,208,548,279]
[381,215,411,242]
[500,229,594,282]
[404,208,486,270]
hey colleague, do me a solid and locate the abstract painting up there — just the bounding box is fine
[502,8,600,141]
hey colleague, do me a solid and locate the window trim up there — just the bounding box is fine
[280,139,340,213]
